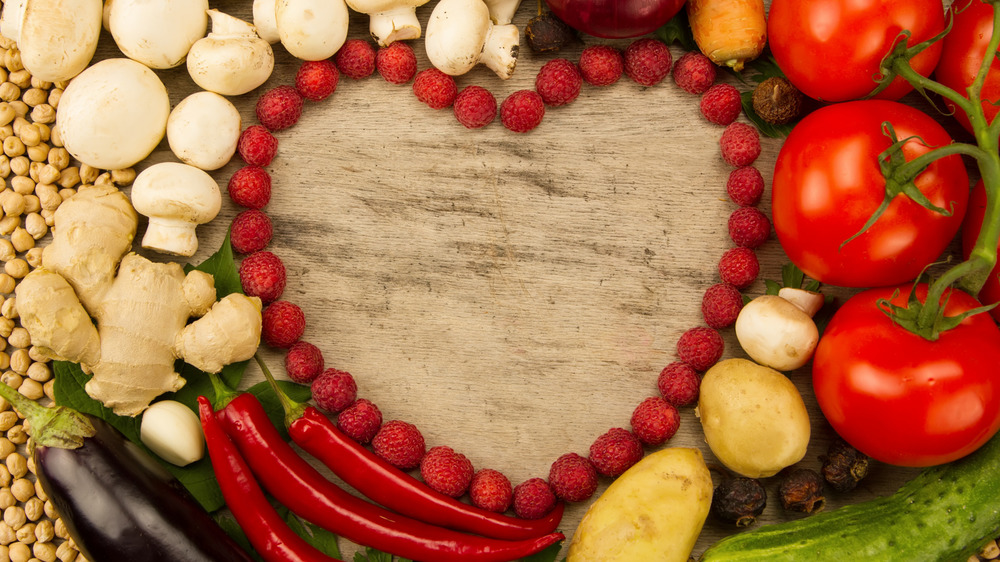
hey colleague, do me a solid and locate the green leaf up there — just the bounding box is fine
[283,510,341,559]
[246,379,312,440]
[654,9,696,51]
[215,514,264,562]
[518,541,564,562]
[186,231,242,297]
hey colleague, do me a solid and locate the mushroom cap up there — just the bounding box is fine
[167,91,242,171]
[17,0,103,82]
[109,0,209,69]
[253,0,280,44]
[131,162,222,225]
[277,0,350,61]
[186,10,275,96]
[344,0,429,16]
[425,0,491,76]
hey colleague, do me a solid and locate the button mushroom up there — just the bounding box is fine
[425,0,519,79]
[0,0,103,82]
[186,9,275,96]
[276,0,350,60]
[166,91,242,171]
[131,162,222,258]
[734,288,825,372]
[344,0,431,46]
[108,0,209,69]
[253,0,280,44]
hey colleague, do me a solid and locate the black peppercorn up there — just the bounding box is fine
[525,13,577,53]
[821,439,871,493]
[712,477,767,527]
[778,468,826,514]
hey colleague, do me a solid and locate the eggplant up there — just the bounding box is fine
[0,383,254,562]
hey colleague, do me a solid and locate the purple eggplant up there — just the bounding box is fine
[0,383,253,562]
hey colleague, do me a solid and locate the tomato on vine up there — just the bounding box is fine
[935,0,1000,133]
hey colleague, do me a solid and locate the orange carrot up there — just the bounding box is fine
[687,0,767,72]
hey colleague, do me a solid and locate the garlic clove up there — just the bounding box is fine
[140,400,205,467]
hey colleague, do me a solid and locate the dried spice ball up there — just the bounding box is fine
[513,478,557,519]
[469,468,513,513]
[500,90,545,133]
[718,246,760,289]
[335,39,377,79]
[256,85,303,131]
[821,438,871,493]
[526,12,577,52]
[420,446,475,498]
[295,59,340,101]
[261,300,306,348]
[372,420,426,470]
[752,76,805,124]
[726,166,765,207]
[230,209,273,254]
[285,341,325,384]
[413,68,458,109]
[375,41,418,84]
[676,326,724,371]
[630,396,681,446]
[239,250,286,304]
[454,85,497,129]
[588,427,644,477]
[548,452,598,502]
[337,398,383,443]
[672,51,716,94]
[623,38,673,86]
[657,361,701,407]
[311,368,358,413]
[535,58,582,107]
[712,476,767,527]
[579,45,624,86]
[778,468,826,514]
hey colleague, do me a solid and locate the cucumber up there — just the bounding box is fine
[699,433,1000,561]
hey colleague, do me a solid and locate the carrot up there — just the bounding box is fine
[687,0,767,72]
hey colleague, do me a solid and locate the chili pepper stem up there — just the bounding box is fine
[0,382,94,450]
[254,354,308,427]
[207,372,241,411]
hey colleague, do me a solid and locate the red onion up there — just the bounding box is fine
[545,0,687,39]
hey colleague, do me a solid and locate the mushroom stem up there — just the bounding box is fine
[483,0,521,25]
[369,5,423,45]
[481,23,519,79]
[777,287,825,318]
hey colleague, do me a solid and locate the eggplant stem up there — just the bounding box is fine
[0,382,94,450]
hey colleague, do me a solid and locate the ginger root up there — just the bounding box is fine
[15,184,262,416]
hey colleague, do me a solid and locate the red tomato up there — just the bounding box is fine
[935,0,1000,133]
[813,283,1000,466]
[962,179,1000,322]
[772,100,969,288]
[768,0,945,102]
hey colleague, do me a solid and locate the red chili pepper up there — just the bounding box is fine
[291,406,565,540]
[197,396,341,562]
[216,393,565,562]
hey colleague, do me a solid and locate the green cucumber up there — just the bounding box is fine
[699,433,1000,561]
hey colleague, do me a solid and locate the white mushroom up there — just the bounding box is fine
[276,0,350,61]
[55,58,170,170]
[253,0,280,44]
[343,0,430,46]
[483,0,521,25]
[425,0,519,79]
[734,290,824,372]
[167,91,242,171]
[108,0,209,69]
[131,162,222,257]
[1,0,103,82]
[186,9,275,96]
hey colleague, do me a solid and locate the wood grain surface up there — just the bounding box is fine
[99,1,937,558]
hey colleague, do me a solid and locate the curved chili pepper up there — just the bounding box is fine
[216,393,565,562]
[197,396,341,562]
[291,406,565,540]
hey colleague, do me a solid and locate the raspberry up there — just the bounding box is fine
[469,469,513,513]
[623,38,672,86]
[337,398,382,443]
[548,453,598,502]
[335,39,376,79]
[261,300,305,348]
[702,282,743,329]
[311,368,357,413]
[672,51,716,94]
[718,246,760,289]
[500,90,545,133]
[237,125,278,167]
[229,209,272,254]
[413,68,457,109]
[228,166,272,210]
[420,446,474,498]
[239,251,286,304]
[588,428,643,477]
[630,396,680,446]
[255,85,303,131]
[372,420,426,470]
[579,45,624,87]
[285,341,325,384]
[375,42,417,84]
[513,478,557,520]
[453,86,497,129]
[535,58,582,107]
[657,362,700,407]
[729,206,771,248]
[727,166,765,207]
[295,59,339,101]
[720,122,762,166]
[676,326,724,371]
[700,83,742,126]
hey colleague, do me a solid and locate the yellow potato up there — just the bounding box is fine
[567,447,712,562]
[697,358,810,478]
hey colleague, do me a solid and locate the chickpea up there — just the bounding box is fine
[9,349,29,375]
[0,439,12,460]
[0,83,20,103]
[41,380,53,402]
[39,210,53,228]
[8,157,27,178]
[0,276,14,296]
[55,541,76,562]
[14,521,35,543]
[33,184,59,212]
[28,162,43,184]
[4,505,26,530]
[51,520,65,542]
[16,124,39,148]
[26,348,47,365]
[0,216,19,237]
[41,503,54,522]
[34,124,50,143]
[46,89,62,110]
[21,195,38,215]
[7,102,27,120]
[2,49,22,73]
[9,176,33,196]
[5,426,25,446]
[8,541,29,562]
[0,318,13,339]
[110,168,136,185]
[9,479,32,503]
[55,168,77,189]
[17,380,42,402]
[0,241,12,263]
[6,453,26,480]
[25,363,48,384]
[0,488,13,509]
[0,412,16,432]
[29,105,54,125]
[34,541,57,562]
[7,329,29,350]
[0,373,17,392]
[20,89,46,108]
[0,155,10,178]
[23,214,45,241]
[2,137,24,158]
[26,143,48,164]
[31,482,44,504]
[4,259,28,280]
[0,521,14,545]
[23,249,42,271]
[0,104,13,127]
[0,191,24,216]
[36,165,59,186]
[23,498,42,523]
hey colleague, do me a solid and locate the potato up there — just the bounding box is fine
[697,358,810,478]
[567,447,712,562]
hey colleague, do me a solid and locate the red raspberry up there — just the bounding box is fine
[239,251,286,304]
[657,362,700,407]
[700,83,742,126]
[337,398,382,444]
[513,478,557,520]
[535,58,582,107]
[729,206,771,248]
[588,428,643,477]
[579,45,624,87]
[237,126,278,167]
[335,39,376,79]
[256,85,303,131]
[453,85,497,129]
[672,51,716,94]
[500,90,545,133]
[718,246,760,289]
[727,166,765,207]
[285,341,325,384]
[548,453,598,502]
[261,300,305,348]
[375,42,417,84]
[311,368,357,413]
[469,469,513,513]
[372,420,426,470]
[229,209,272,254]
[420,446,474,498]
[228,166,272,209]
[630,396,680,446]
[720,122,762,166]
[623,38,672,86]
[702,283,743,329]
[295,59,339,101]
[413,68,457,109]
[676,326,724,371]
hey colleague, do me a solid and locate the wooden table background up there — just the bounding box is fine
[90,0,946,558]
